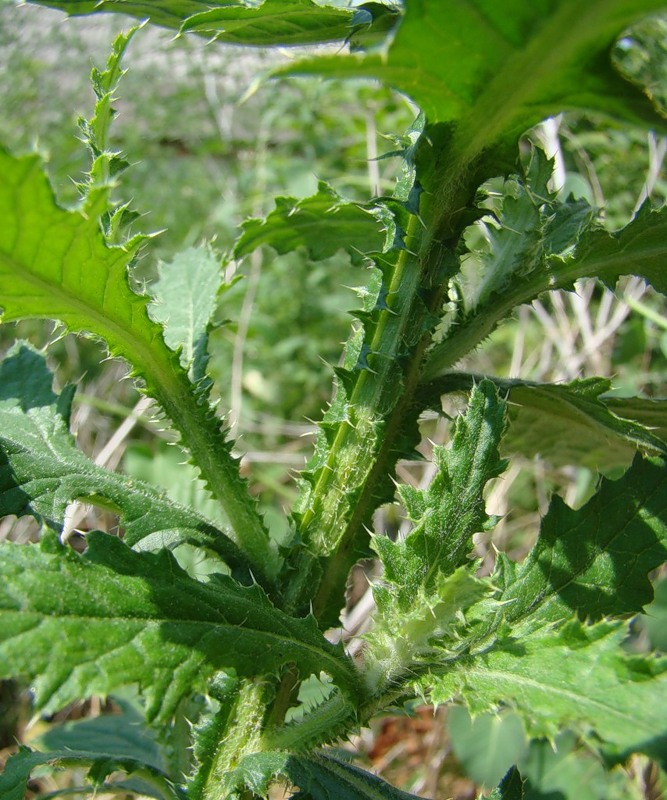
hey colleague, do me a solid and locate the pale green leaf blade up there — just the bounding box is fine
[0,342,255,582]
[423,373,667,470]
[148,245,223,383]
[373,380,506,607]
[233,183,386,266]
[429,621,667,767]
[0,149,274,575]
[0,745,184,800]
[496,454,667,628]
[279,1,667,164]
[0,533,360,722]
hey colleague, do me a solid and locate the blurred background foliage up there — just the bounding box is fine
[1,3,667,798]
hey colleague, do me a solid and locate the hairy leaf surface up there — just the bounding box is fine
[0,533,360,721]
[0,342,255,580]
[429,621,667,766]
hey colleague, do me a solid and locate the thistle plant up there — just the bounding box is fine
[1,2,667,799]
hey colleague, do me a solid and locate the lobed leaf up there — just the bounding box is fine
[373,380,506,608]
[429,620,667,767]
[0,342,256,583]
[148,244,224,386]
[0,148,275,575]
[494,454,667,629]
[0,533,361,722]
[234,183,386,266]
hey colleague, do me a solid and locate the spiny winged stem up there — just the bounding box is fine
[283,149,478,627]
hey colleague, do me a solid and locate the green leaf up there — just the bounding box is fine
[0,745,184,800]
[373,380,507,608]
[0,342,255,583]
[233,182,386,266]
[181,0,356,46]
[495,454,667,629]
[447,707,528,789]
[0,148,275,576]
[38,694,165,771]
[226,750,423,799]
[279,1,667,169]
[421,373,667,471]
[29,0,360,46]
[148,245,224,385]
[0,533,360,722]
[429,620,667,767]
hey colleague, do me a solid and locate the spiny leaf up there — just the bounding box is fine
[279,0,667,168]
[428,620,667,767]
[0,148,275,575]
[373,380,507,608]
[0,533,361,722]
[233,182,386,266]
[420,373,667,471]
[0,342,257,584]
[0,745,185,800]
[494,454,667,629]
[148,244,224,386]
[29,0,362,47]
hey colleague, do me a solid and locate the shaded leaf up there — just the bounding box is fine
[495,454,667,629]
[0,533,360,722]
[0,745,184,800]
[420,373,667,470]
[484,767,525,800]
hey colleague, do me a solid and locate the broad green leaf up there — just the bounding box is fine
[421,373,667,470]
[225,750,423,799]
[0,532,360,721]
[429,620,667,766]
[148,245,224,385]
[644,577,667,651]
[372,380,506,608]
[0,149,274,575]
[0,745,184,800]
[233,183,386,266]
[447,707,528,789]
[29,0,361,46]
[0,342,255,583]
[495,454,667,629]
[279,1,667,171]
